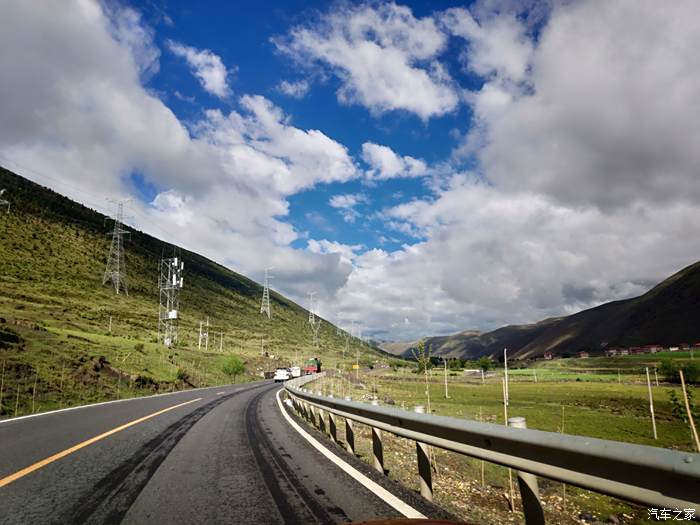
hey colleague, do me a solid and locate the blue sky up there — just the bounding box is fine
[138,0,480,253]
[3,0,700,340]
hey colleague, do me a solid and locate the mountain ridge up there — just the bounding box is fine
[382,260,700,360]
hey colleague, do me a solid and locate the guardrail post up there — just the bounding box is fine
[319,408,327,434]
[344,396,355,455]
[414,405,433,501]
[508,417,545,525]
[329,412,337,443]
[372,427,384,473]
[370,400,385,474]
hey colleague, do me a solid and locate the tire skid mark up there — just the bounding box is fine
[246,389,349,524]
[59,383,269,525]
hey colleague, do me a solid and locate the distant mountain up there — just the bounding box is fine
[384,261,700,360]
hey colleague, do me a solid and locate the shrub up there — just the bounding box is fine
[134,343,145,353]
[661,359,700,383]
[667,388,698,424]
[222,355,245,383]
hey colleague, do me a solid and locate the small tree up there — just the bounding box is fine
[668,387,697,424]
[411,341,432,412]
[478,356,491,372]
[222,355,245,384]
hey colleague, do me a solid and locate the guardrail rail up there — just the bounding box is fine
[284,373,700,525]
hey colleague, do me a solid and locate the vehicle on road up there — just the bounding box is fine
[290,366,301,378]
[273,367,291,382]
[304,357,321,375]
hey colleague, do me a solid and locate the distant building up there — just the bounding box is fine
[543,351,554,360]
[577,351,590,358]
[605,348,619,357]
[669,347,680,352]
[629,347,644,355]
[642,344,663,353]
[618,349,629,356]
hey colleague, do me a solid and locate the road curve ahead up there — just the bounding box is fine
[0,381,442,524]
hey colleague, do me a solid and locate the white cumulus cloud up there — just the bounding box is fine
[273,2,459,120]
[167,40,232,99]
[277,79,310,98]
[361,142,428,180]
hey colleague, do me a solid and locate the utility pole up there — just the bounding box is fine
[260,267,273,319]
[503,348,509,406]
[0,189,10,213]
[219,331,224,353]
[158,255,184,347]
[444,359,450,399]
[102,199,130,295]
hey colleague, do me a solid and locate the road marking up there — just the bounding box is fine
[0,382,247,426]
[216,391,226,395]
[0,397,202,488]
[275,390,426,519]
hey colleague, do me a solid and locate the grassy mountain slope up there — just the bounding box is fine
[0,166,392,417]
[385,261,700,360]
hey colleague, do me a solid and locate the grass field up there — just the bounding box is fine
[305,370,698,524]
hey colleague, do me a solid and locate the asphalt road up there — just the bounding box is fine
[0,381,447,524]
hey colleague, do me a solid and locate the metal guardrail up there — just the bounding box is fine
[284,374,700,524]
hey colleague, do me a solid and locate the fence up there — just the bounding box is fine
[284,373,700,525]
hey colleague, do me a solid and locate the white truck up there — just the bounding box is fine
[290,366,301,378]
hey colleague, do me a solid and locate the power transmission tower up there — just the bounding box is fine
[260,267,273,319]
[307,292,316,327]
[102,200,130,295]
[198,317,209,351]
[307,292,320,348]
[312,318,321,349]
[158,255,184,347]
[0,189,10,213]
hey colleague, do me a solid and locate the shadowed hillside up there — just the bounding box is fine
[383,261,700,360]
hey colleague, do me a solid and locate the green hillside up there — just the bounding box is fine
[385,261,700,361]
[0,166,391,417]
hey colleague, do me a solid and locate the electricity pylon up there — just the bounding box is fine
[307,292,320,348]
[307,292,316,327]
[198,317,209,351]
[158,255,184,347]
[0,189,9,213]
[102,200,130,295]
[260,267,273,319]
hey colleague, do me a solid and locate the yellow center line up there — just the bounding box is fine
[0,397,203,488]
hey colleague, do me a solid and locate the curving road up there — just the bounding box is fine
[0,381,448,524]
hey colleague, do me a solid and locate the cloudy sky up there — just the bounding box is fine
[1,0,699,341]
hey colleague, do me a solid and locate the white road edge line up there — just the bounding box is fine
[0,382,253,425]
[275,389,426,520]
